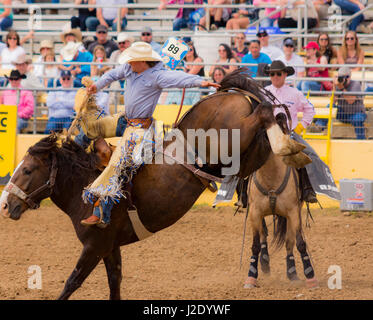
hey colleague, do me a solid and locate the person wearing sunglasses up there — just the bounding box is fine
[0,69,34,133]
[140,26,162,55]
[278,37,305,82]
[85,0,128,32]
[0,30,25,70]
[44,70,77,134]
[256,28,282,61]
[264,60,319,203]
[87,24,119,59]
[337,31,364,72]
[317,33,337,64]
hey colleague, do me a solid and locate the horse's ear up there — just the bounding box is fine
[275,113,290,134]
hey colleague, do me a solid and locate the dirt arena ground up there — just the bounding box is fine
[0,199,372,300]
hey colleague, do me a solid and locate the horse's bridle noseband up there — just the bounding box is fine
[5,153,58,210]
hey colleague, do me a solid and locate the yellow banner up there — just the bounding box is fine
[0,104,17,185]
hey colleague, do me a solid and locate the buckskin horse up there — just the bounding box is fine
[243,114,318,289]
[0,70,309,299]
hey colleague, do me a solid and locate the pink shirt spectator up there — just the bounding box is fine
[253,0,281,19]
[1,88,35,119]
[167,0,204,19]
[265,84,316,130]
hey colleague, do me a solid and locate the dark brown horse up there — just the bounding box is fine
[0,71,308,299]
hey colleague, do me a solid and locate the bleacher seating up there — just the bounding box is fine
[3,0,373,138]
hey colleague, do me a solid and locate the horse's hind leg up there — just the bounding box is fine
[296,231,318,288]
[259,218,270,274]
[103,246,123,300]
[57,247,102,300]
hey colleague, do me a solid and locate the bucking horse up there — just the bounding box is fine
[0,70,310,299]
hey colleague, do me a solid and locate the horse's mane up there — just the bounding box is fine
[28,134,100,180]
[218,68,277,106]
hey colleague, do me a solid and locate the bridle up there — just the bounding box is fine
[4,153,58,210]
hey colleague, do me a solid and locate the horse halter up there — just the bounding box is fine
[5,153,58,210]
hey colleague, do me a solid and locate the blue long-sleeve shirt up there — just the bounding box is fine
[46,89,77,118]
[95,62,204,119]
[63,51,93,81]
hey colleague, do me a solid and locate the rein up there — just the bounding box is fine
[5,153,58,210]
[173,88,186,128]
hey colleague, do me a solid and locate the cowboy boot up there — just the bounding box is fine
[81,201,102,226]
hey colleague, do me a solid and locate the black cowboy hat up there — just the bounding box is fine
[5,69,26,80]
[264,60,295,77]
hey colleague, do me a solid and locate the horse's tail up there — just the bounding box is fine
[272,215,287,251]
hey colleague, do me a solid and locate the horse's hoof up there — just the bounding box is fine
[306,277,319,289]
[243,277,258,289]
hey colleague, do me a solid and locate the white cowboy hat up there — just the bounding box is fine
[60,23,83,44]
[39,39,54,51]
[117,32,135,44]
[118,41,162,64]
[60,42,81,61]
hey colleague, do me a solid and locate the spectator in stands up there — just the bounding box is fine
[198,0,232,30]
[60,25,83,48]
[337,31,364,72]
[253,0,281,27]
[140,27,162,55]
[90,45,107,77]
[33,39,54,81]
[85,0,128,32]
[335,66,366,139]
[12,54,43,89]
[278,37,305,80]
[183,40,205,77]
[71,0,97,31]
[0,70,35,133]
[212,67,226,83]
[159,0,205,31]
[42,52,60,87]
[317,33,337,64]
[209,44,237,77]
[232,32,248,62]
[45,70,76,134]
[110,32,134,64]
[241,40,271,77]
[297,41,332,93]
[0,0,13,33]
[60,42,93,87]
[87,25,118,58]
[208,67,226,94]
[0,30,26,70]
[257,28,282,61]
[334,0,364,32]
[225,0,253,30]
[313,0,332,21]
[278,1,318,29]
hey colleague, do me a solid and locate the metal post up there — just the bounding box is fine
[206,3,210,31]
[32,90,37,134]
[117,8,121,33]
[297,5,302,50]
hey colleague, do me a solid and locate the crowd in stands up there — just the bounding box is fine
[0,0,372,139]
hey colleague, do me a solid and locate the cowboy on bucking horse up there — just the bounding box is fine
[76,41,219,227]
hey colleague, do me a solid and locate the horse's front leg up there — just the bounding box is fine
[259,218,270,275]
[285,211,300,282]
[57,246,102,300]
[103,246,123,300]
[296,231,319,289]
[244,206,262,288]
